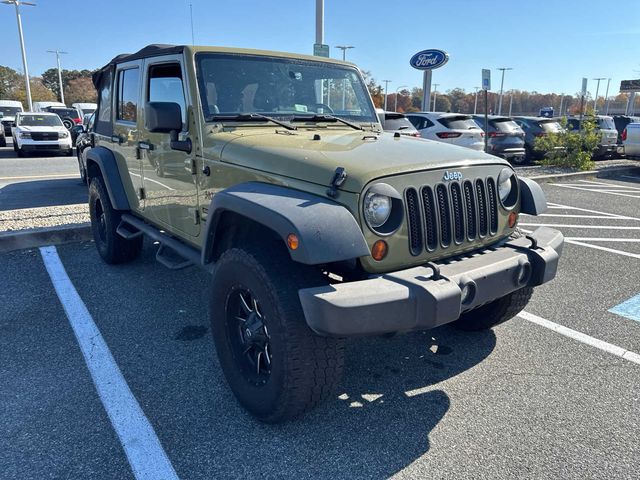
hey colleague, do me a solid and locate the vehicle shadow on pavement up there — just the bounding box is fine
[0,178,87,210]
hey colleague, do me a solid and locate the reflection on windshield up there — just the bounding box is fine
[0,107,21,115]
[196,53,377,123]
[19,115,63,127]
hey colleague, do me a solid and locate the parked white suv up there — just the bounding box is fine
[72,102,97,117]
[406,112,485,151]
[0,99,24,136]
[623,123,640,159]
[11,112,72,157]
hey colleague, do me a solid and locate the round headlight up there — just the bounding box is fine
[497,168,517,208]
[364,192,391,228]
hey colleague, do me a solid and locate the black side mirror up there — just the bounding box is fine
[12,122,16,128]
[145,102,191,153]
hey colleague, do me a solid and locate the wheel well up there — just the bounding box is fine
[208,211,285,263]
[86,159,102,180]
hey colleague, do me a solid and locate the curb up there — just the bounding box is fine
[0,223,92,254]
[527,165,640,184]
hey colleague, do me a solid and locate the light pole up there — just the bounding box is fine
[497,67,513,115]
[592,77,605,113]
[335,45,354,110]
[46,49,68,104]
[2,0,36,111]
[382,79,391,112]
[603,78,611,114]
[432,83,440,111]
[508,91,513,116]
[473,87,480,114]
[558,93,565,117]
[394,85,408,112]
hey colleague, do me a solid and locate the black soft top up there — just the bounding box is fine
[92,44,184,88]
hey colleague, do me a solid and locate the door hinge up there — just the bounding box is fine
[139,187,146,200]
[190,158,197,175]
[193,208,200,225]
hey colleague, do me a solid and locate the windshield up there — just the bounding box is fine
[196,53,377,124]
[18,114,63,127]
[0,106,21,116]
[438,115,480,130]
[384,115,417,131]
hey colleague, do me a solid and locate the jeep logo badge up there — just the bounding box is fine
[443,171,462,181]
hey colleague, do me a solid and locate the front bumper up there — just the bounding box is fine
[299,227,563,336]
[494,147,526,159]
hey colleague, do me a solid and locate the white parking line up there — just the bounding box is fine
[519,223,640,230]
[577,179,640,191]
[562,240,640,259]
[551,184,640,199]
[546,202,640,220]
[39,246,179,480]
[565,237,640,242]
[524,214,632,219]
[519,311,640,365]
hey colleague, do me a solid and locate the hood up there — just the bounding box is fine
[210,128,507,192]
[17,125,65,133]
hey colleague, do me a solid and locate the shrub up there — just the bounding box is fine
[534,116,599,171]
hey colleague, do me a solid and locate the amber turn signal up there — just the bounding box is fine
[287,233,299,250]
[371,240,388,261]
[508,211,518,228]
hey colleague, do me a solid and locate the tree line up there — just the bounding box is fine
[363,71,631,116]
[0,65,97,105]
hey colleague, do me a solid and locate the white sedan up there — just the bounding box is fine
[406,112,485,151]
[11,112,73,157]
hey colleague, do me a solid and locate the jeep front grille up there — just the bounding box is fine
[405,177,499,256]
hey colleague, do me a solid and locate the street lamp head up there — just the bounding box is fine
[2,1,37,5]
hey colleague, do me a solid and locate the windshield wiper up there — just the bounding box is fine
[291,114,364,131]
[206,113,297,131]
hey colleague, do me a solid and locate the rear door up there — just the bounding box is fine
[139,54,200,238]
[112,61,144,211]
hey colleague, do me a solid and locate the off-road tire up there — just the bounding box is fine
[210,247,344,423]
[88,177,142,264]
[453,287,533,331]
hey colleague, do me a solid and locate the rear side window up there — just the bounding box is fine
[117,68,140,123]
[95,68,113,135]
[566,119,580,130]
[147,63,186,125]
[407,116,433,130]
[596,117,615,130]
[438,116,479,130]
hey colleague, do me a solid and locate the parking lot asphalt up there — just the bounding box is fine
[1,174,639,479]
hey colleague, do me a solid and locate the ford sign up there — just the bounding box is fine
[409,49,449,70]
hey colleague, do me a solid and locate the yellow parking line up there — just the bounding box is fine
[0,173,76,180]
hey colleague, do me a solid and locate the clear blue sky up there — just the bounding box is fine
[1,0,638,97]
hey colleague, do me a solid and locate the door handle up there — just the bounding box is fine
[111,135,122,144]
[138,141,154,151]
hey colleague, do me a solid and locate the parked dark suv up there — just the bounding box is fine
[513,116,564,161]
[613,115,640,144]
[44,106,82,130]
[472,115,526,164]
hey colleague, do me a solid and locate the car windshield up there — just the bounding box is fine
[0,106,21,115]
[384,115,417,131]
[597,117,615,130]
[46,108,79,118]
[539,120,563,132]
[196,53,377,124]
[81,108,96,115]
[438,115,480,130]
[18,114,63,127]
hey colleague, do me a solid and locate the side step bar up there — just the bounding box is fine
[118,214,206,271]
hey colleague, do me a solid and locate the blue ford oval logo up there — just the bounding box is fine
[409,49,449,70]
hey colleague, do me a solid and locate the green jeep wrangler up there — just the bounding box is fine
[87,44,563,423]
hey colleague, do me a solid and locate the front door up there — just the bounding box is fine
[138,56,200,238]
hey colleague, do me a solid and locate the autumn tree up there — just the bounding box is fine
[13,77,56,104]
[65,77,97,104]
[42,68,95,102]
[0,66,22,99]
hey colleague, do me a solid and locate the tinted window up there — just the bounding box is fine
[96,68,113,135]
[18,115,63,127]
[491,118,522,133]
[82,108,96,115]
[407,116,432,130]
[117,68,139,122]
[45,107,79,118]
[438,115,479,130]
[384,115,417,131]
[597,117,615,130]
[566,119,580,130]
[148,63,186,125]
[0,106,20,115]
[539,120,562,133]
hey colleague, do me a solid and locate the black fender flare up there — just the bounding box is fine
[519,177,547,215]
[202,182,370,265]
[85,146,133,211]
